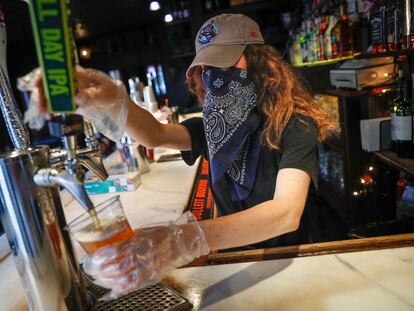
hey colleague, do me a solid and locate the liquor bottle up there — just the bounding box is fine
[399,0,412,49]
[288,30,298,65]
[390,70,404,151]
[346,0,359,22]
[370,1,386,53]
[395,72,413,158]
[310,18,319,62]
[300,22,309,63]
[385,0,399,51]
[305,20,315,62]
[331,2,354,58]
[292,29,303,65]
[324,15,337,59]
[318,16,328,60]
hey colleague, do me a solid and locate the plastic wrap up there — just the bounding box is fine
[83,211,210,301]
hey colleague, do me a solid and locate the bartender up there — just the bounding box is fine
[36,14,332,298]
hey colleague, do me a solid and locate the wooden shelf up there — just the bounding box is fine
[373,150,414,176]
[354,48,414,60]
[324,88,372,98]
[293,55,355,68]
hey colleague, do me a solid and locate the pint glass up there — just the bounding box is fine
[67,195,134,254]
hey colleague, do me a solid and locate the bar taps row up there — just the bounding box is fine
[0,63,108,212]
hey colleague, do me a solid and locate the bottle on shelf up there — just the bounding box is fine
[293,28,303,65]
[384,0,399,51]
[300,22,309,63]
[331,1,354,58]
[399,0,413,49]
[317,16,328,60]
[369,0,386,53]
[324,15,337,59]
[395,71,413,158]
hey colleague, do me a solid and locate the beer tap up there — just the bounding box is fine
[34,114,108,212]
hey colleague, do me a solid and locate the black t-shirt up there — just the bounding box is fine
[181,115,319,249]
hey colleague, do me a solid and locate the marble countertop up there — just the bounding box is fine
[1,147,414,311]
[166,246,414,311]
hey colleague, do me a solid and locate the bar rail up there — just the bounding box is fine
[187,233,414,267]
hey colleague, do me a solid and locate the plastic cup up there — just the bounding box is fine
[66,195,134,254]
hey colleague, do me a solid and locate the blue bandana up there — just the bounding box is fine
[202,66,261,201]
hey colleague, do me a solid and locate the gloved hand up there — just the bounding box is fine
[75,67,128,142]
[20,66,129,142]
[83,212,210,301]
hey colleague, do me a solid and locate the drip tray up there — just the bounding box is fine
[82,270,192,311]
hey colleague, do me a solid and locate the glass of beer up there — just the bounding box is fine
[66,195,134,254]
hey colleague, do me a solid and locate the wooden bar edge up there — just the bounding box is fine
[185,233,414,267]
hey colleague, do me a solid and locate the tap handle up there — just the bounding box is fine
[49,114,84,138]
[78,155,109,181]
[84,121,100,151]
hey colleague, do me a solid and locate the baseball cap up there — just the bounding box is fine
[186,14,264,78]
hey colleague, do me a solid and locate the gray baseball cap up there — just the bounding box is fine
[186,14,264,78]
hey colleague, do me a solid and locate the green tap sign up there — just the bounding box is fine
[29,0,76,113]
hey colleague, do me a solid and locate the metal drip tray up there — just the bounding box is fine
[82,270,192,311]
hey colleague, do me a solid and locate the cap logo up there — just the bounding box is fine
[250,31,258,38]
[198,20,218,45]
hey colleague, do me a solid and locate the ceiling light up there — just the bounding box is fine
[79,47,91,59]
[164,14,173,23]
[149,1,161,11]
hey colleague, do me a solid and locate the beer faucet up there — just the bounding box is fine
[34,114,108,212]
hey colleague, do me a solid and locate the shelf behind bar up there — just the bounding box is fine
[324,88,372,98]
[295,48,414,69]
[293,55,355,68]
[373,150,414,176]
[354,48,414,59]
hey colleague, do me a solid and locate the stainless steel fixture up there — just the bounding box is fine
[0,15,108,308]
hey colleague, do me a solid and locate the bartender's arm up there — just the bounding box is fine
[200,169,309,250]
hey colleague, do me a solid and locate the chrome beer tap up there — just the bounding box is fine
[35,114,108,212]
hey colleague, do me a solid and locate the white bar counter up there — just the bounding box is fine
[1,149,414,311]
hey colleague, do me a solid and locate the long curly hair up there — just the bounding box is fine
[187,44,335,149]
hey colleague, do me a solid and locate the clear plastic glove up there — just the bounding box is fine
[22,66,129,141]
[75,67,128,142]
[83,212,210,301]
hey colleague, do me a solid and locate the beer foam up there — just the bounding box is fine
[74,217,125,243]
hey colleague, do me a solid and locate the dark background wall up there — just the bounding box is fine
[1,0,302,149]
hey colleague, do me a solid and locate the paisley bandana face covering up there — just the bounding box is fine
[202,66,261,201]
